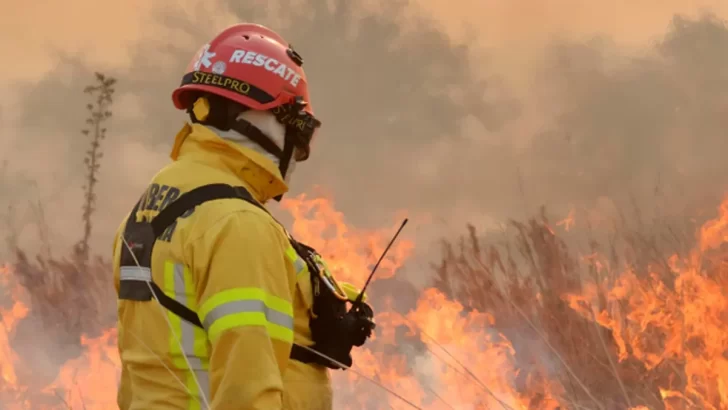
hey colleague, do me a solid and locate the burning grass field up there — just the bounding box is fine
[0,191,726,409]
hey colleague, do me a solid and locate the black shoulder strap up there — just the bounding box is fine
[151,183,267,237]
[153,285,204,328]
[144,184,267,330]
[136,183,320,365]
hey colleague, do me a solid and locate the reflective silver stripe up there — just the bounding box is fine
[285,245,307,277]
[293,257,306,276]
[119,266,151,281]
[202,300,294,331]
[171,263,210,404]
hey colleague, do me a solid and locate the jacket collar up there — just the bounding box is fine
[169,122,288,203]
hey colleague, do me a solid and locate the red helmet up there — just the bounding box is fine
[172,23,320,161]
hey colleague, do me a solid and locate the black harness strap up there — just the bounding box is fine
[146,184,266,329]
[121,183,319,364]
[151,282,203,328]
[151,184,264,237]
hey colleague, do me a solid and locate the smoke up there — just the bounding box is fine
[4,4,728,407]
[520,14,728,224]
[2,2,728,270]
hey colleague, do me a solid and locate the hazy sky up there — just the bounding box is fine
[4,0,728,79]
[2,0,728,264]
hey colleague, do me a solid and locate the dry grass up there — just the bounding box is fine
[430,204,723,410]
[7,249,114,395]
[13,250,115,338]
[2,201,724,410]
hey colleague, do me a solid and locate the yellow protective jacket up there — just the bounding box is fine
[112,123,332,410]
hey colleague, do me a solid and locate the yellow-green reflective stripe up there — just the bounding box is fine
[199,288,293,318]
[207,311,294,343]
[199,288,294,343]
[163,262,210,409]
[204,300,293,332]
[165,262,184,368]
[285,246,306,276]
[180,263,210,410]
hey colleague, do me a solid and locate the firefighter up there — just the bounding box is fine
[111,23,374,410]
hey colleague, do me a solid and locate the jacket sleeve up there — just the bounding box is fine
[189,210,295,410]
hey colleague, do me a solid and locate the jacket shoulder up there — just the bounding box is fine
[183,197,286,243]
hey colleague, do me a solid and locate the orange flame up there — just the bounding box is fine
[15,191,728,408]
[281,193,563,409]
[555,208,576,232]
[572,195,728,410]
[43,329,120,409]
[280,190,415,287]
[0,264,30,406]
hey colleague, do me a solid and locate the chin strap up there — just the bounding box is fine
[227,115,298,183]
[272,131,296,202]
[187,95,320,201]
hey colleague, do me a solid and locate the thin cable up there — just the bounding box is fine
[401,316,514,410]
[126,328,196,399]
[296,344,424,410]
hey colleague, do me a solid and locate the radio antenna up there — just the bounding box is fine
[353,218,409,305]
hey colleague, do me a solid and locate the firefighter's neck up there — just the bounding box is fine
[206,110,296,184]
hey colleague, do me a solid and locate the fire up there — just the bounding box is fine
[2,190,728,409]
[43,329,120,409]
[566,196,728,410]
[282,192,563,409]
[280,189,415,287]
[0,264,30,406]
[0,192,565,409]
[401,288,562,409]
[0,263,118,408]
[555,208,576,232]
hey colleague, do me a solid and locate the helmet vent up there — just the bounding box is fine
[287,46,304,66]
